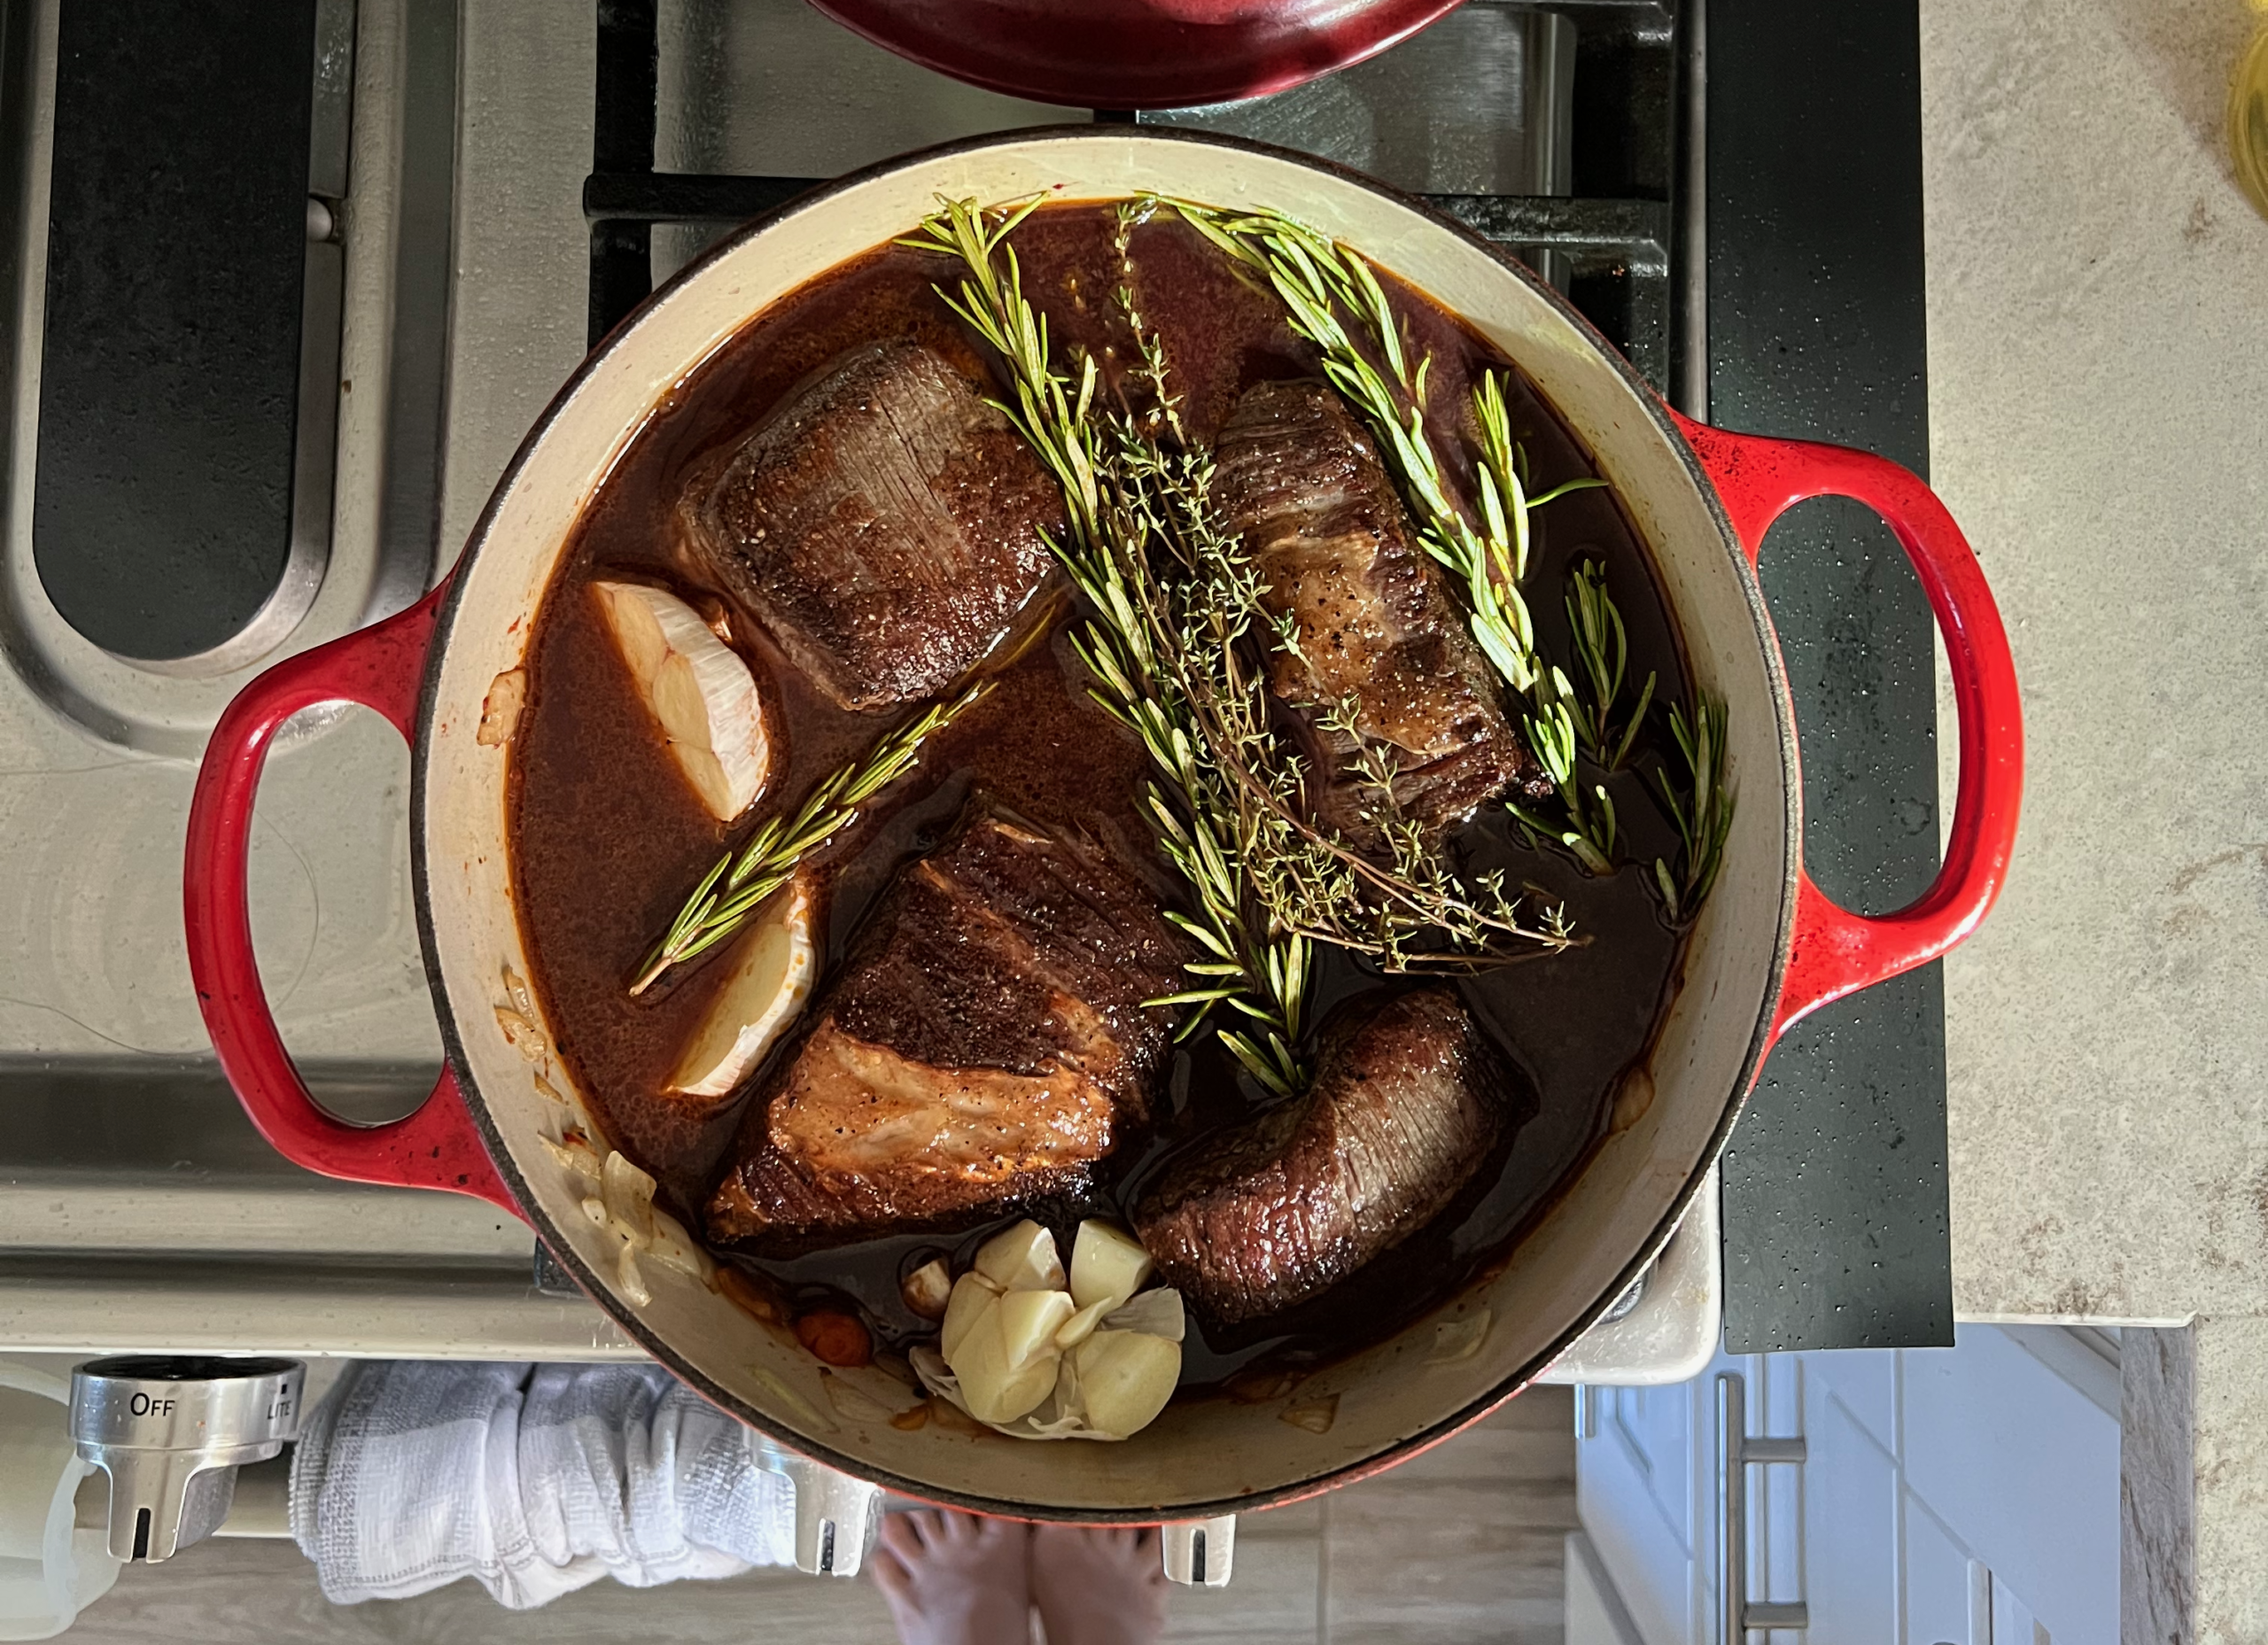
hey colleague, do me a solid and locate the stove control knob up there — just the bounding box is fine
[68,1355,305,1563]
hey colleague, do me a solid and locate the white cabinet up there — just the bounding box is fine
[1573,1325,2119,1643]
[1576,1378,1704,1643]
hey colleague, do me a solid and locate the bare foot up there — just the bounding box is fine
[1029,1525,1169,1645]
[870,1509,1034,1645]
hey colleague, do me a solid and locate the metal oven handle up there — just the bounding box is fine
[1161,1516,1236,1587]
[1716,1370,1808,1639]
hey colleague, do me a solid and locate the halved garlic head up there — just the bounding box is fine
[974,1219,1067,1292]
[594,580,771,820]
[1070,1329,1182,1440]
[666,875,818,1098]
[1069,1219,1154,1313]
[916,1277,1189,1442]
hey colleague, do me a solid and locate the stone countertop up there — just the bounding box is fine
[1919,0,2268,1633]
[1925,0,2268,1328]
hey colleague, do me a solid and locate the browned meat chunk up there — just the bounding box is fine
[1134,988,1504,1325]
[689,339,1064,712]
[1213,379,1548,844]
[707,805,1184,1245]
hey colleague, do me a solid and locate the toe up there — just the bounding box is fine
[982,1510,1025,1547]
[883,1509,935,1558]
[936,1509,982,1545]
[868,1541,912,1600]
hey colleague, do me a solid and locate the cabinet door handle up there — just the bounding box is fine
[1716,1371,1810,1639]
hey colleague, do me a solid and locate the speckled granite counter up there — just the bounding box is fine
[1919,0,2268,1633]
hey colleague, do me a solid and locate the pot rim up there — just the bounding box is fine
[408,123,1801,1520]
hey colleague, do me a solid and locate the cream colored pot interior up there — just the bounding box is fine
[418,131,1793,1516]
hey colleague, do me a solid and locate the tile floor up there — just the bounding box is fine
[63,1385,1574,1644]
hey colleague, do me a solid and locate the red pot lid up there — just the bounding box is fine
[804,0,1471,110]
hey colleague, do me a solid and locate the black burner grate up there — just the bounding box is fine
[581,0,1698,405]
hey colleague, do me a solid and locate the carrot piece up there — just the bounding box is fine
[794,1309,873,1368]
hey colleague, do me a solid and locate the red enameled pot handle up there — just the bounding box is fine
[1671,411,2023,1045]
[183,580,522,1216]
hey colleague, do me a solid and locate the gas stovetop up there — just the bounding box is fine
[0,0,1941,1372]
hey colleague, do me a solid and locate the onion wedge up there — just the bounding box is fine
[594,580,771,820]
[666,875,819,1098]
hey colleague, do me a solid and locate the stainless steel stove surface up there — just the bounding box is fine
[0,0,1712,1380]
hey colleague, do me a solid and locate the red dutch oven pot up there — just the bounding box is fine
[183,130,2019,1524]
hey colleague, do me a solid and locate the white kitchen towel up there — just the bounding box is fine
[290,1361,797,1608]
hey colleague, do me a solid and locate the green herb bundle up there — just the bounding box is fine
[1164,199,1734,908]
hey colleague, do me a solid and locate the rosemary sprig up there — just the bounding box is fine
[1472,369,1610,586]
[1168,197,1738,912]
[1505,683,1615,874]
[1467,354,1627,870]
[1565,557,1657,771]
[903,198,1309,1095]
[1167,200,1622,871]
[627,683,990,997]
[1075,583,1313,1098]
[1172,202,1553,694]
[898,199,1104,547]
[1651,694,1735,922]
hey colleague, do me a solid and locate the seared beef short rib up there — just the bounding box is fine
[1213,379,1548,844]
[707,804,1184,1244]
[689,339,1064,712]
[1134,987,1505,1325]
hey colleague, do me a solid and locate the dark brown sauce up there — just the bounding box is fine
[508,202,1689,1394]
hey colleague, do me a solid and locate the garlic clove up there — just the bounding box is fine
[983,1354,1064,1427]
[996,1288,1076,1371]
[594,581,772,820]
[949,1297,1060,1424]
[1070,1330,1181,1440]
[940,1271,1001,1363]
[540,1131,604,1183]
[1053,1297,1114,1352]
[665,874,819,1098]
[1068,1219,1154,1313]
[973,1219,1067,1292]
[901,1257,954,1321]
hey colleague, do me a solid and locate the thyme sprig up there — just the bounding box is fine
[902,197,1309,1095]
[1115,430,1573,971]
[628,683,991,997]
[1651,695,1735,923]
[1112,199,1187,446]
[902,197,1578,1089]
